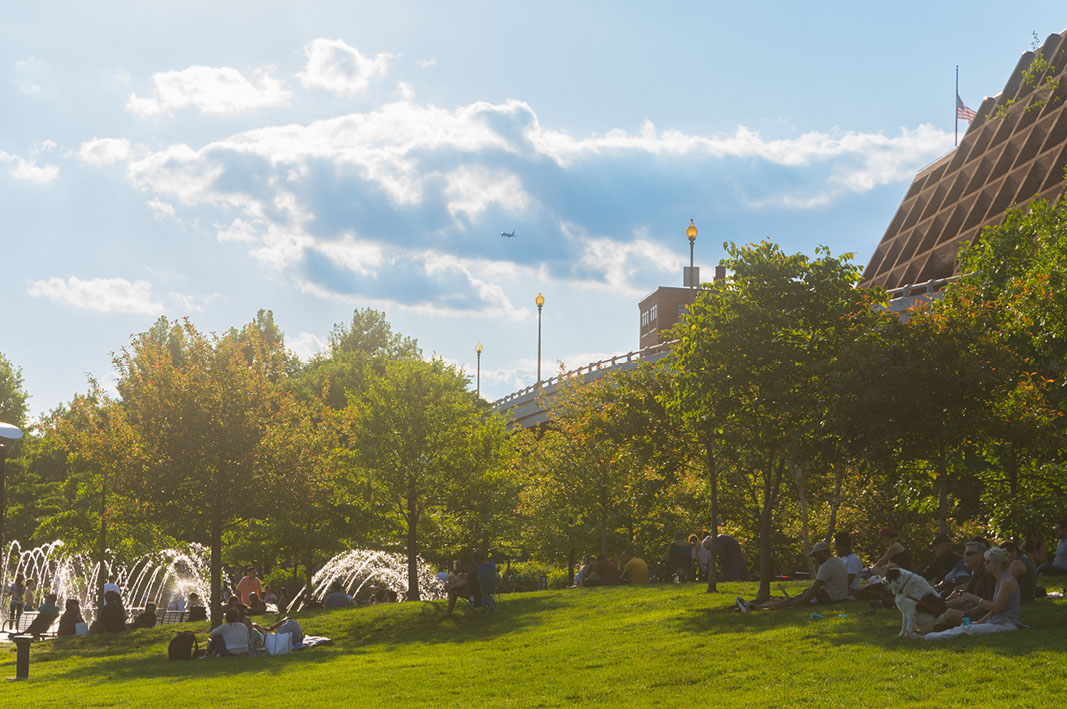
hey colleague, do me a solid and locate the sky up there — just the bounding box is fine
[2,2,1066,420]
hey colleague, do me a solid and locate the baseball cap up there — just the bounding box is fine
[809,541,831,555]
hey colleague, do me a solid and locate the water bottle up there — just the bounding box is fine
[962,616,971,627]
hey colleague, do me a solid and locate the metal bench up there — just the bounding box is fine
[2,611,58,639]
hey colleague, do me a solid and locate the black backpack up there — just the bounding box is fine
[168,631,199,660]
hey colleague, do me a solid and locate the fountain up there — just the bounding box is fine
[290,549,445,611]
[1,540,219,624]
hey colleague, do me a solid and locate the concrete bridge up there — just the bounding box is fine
[491,341,672,428]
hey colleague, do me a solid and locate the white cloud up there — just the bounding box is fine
[312,234,385,276]
[417,57,437,69]
[79,137,133,165]
[147,198,177,220]
[27,276,164,315]
[287,331,329,361]
[297,38,390,95]
[127,65,290,116]
[167,290,221,313]
[444,165,531,220]
[0,150,59,184]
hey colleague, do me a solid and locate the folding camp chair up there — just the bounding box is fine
[462,562,499,616]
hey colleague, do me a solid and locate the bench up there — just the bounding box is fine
[2,611,58,639]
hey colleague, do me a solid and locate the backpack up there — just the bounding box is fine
[168,631,199,660]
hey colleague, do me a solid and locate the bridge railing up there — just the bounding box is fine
[493,340,675,409]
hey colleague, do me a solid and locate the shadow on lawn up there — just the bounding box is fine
[672,596,1066,657]
[22,593,567,683]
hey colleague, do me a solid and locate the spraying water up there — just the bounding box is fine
[289,549,445,611]
[1,540,219,622]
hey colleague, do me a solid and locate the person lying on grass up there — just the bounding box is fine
[907,546,1023,641]
[253,616,303,646]
[736,542,849,611]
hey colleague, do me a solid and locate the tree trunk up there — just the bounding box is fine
[826,463,844,543]
[793,464,814,577]
[937,448,949,535]
[97,470,108,611]
[599,510,608,559]
[406,477,420,601]
[210,522,222,629]
[705,441,718,593]
[756,459,783,603]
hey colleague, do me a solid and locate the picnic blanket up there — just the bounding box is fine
[293,635,331,650]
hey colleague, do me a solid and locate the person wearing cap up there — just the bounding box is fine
[922,533,962,585]
[739,541,849,611]
[869,526,912,577]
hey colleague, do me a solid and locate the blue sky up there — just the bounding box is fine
[2,2,1065,418]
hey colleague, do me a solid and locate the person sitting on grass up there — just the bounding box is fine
[322,581,354,608]
[939,540,995,628]
[869,527,912,575]
[908,546,1024,641]
[573,555,597,587]
[590,555,620,586]
[619,550,649,585]
[186,593,207,622]
[1021,526,1049,566]
[442,551,487,618]
[208,606,253,657]
[132,602,157,629]
[57,598,84,637]
[99,590,127,632]
[247,592,267,616]
[1000,541,1038,604]
[737,541,849,612]
[665,532,692,583]
[262,584,278,606]
[834,532,864,596]
[1036,519,1067,576]
[923,534,962,585]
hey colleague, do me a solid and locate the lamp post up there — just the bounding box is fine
[475,342,483,395]
[535,292,545,387]
[0,421,25,553]
[687,219,698,287]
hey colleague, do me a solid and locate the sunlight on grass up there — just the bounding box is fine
[2,583,1064,706]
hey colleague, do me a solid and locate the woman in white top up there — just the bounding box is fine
[209,607,252,656]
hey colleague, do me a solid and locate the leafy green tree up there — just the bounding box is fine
[671,242,864,601]
[0,352,29,427]
[112,318,282,625]
[346,357,506,600]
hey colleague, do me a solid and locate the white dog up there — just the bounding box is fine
[884,568,947,636]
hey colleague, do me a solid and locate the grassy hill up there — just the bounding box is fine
[2,581,1065,707]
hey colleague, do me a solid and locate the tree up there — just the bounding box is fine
[670,242,864,601]
[0,352,29,427]
[347,357,507,600]
[113,318,282,626]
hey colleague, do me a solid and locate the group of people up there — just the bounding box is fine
[734,519,1067,642]
[664,531,749,583]
[206,593,303,657]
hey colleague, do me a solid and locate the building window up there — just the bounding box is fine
[641,310,649,328]
[650,304,658,322]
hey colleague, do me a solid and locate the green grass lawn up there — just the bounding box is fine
[3,581,1065,707]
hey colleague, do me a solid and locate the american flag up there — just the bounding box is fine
[957,94,976,122]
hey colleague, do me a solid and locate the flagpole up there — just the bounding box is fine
[955,65,959,147]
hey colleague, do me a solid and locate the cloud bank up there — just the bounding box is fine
[75,38,955,319]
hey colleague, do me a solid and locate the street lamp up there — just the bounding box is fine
[0,421,25,552]
[475,342,483,395]
[687,219,698,288]
[535,292,545,387]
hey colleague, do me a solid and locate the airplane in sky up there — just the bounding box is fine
[500,231,517,238]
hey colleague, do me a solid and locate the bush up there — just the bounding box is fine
[501,561,571,592]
